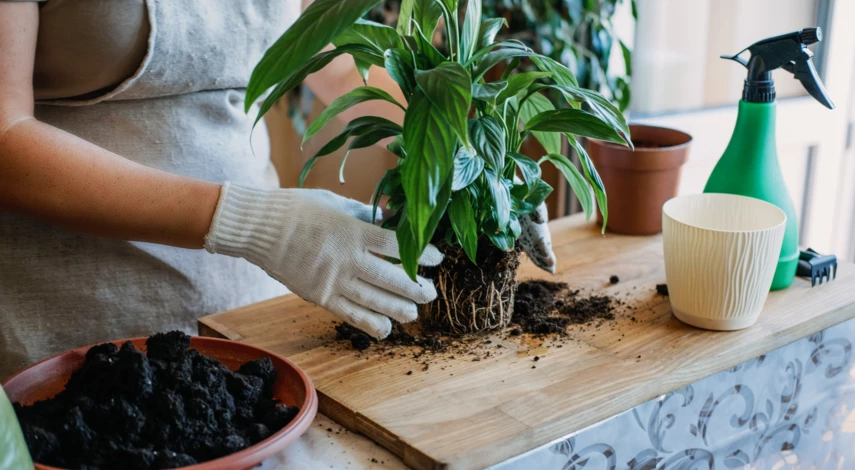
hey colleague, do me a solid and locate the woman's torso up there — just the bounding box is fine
[1,0,298,378]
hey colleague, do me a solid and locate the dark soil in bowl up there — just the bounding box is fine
[13,331,299,469]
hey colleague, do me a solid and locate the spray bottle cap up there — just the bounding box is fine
[721,27,834,109]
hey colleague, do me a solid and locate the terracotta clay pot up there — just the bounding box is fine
[3,336,318,470]
[587,124,692,235]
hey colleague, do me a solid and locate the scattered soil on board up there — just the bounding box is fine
[14,331,299,469]
[334,279,627,369]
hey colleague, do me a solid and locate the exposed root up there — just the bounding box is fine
[419,240,520,335]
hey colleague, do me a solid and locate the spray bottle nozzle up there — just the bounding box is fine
[722,27,834,109]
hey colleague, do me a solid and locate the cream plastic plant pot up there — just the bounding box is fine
[662,193,787,331]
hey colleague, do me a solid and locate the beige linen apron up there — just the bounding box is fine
[0,0,296,378]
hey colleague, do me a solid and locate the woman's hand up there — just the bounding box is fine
[204,184,443,338]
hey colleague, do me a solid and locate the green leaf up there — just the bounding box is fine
[452,146,485,190]
[468,39,529,67]
[399,0,444,39]
[553,84,632,147]
[619,39,633,76]
[485,169,511,230]
[469,116,506,173]
[300,116,401,187]
[497,71,552,104]
[371,169,399,223]
[416,63,472,147]
[412,22,447,67]
[401,91,457,253]
[486,229,514,251]
[252,44,376,129]
[398,175,453,280]
[506,152,541,189]
[303,86,405,147]
[473,48,536,81]
[512,178,552,212]
[524,108,625,145]
[530,55,578,87]
[397,0,415,35]
[460,0,482,63]
[448,190,479,262]
[473,82,508,103]
[396,210,421,280]
[541,152,593,220]
[0,386,34,470]
[519,92,561,154]
[333,19,403,56]
[477,18,507,50]
[384,49,418,97]
[245,0,383,111]
[339,126,403,183]
[387,134,407,159]
[569,135,609,231]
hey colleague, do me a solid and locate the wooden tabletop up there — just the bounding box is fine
[199,214,855,470]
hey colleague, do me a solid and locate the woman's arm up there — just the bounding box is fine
[0,3,220,249]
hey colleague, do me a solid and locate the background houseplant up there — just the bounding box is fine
[246,0,630,334]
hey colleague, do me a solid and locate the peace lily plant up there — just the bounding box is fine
[246,0,631,334]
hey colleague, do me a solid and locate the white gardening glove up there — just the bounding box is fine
[519,202,557,274]
[204,183,443,338]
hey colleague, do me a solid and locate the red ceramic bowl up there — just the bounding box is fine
[2,336,318,470]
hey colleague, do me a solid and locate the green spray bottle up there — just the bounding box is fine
[705,27,834,290]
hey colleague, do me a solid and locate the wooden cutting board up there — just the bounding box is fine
[199,214,855,470]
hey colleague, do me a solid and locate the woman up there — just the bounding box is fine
[0,0,555,379]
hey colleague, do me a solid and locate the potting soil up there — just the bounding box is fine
[13,331,299,469]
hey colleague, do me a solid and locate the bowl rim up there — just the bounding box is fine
[662,193,787,234]
[3,336,319,470]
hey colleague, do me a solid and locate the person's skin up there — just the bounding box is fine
[0,2,404,251]
[0,3,221,249]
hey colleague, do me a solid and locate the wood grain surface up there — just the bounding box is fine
[199,214,855,470]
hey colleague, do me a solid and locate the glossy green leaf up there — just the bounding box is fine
[416,63,472,146]
[468,39,529,67]
[401,91,456,254]
[384,49,418,97]
[485,169,510,230]
[541,152,593,220]
[371,169,399,223]
[449,189,478,263]
[477,18,507,50]
[553,84,632,147]
[460,0,482,63]
[245,0,383,111]
[524,108,625,145]
[397,0,415,35]
[530,55,578,87]
[300,116,401,187]
[412,22,446,67]
[473,48,536,80]
[569,135,609,231]
[518,92,561,154]
[473,81,508,103]
[252,44,376,129]
[469,116,506,173]
[333,19,403,56]
[303,87,405,147]
[506,152,541,189]
[339,126,403,183]
[398,0,444,39]
[452,146,485,190]
[511,178,552,212]
[0,386,34,470]
[497,71,552,104]
[396,210,420,279]
[619,39,633,76]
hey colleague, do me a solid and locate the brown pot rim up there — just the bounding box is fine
[591,123,694,152]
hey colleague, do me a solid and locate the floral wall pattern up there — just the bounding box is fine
[494,318,855,470]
